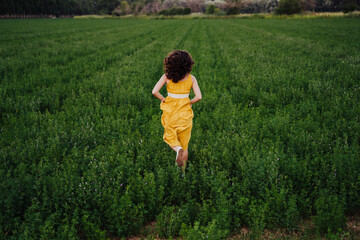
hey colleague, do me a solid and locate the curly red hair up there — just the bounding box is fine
[163,50,194,83]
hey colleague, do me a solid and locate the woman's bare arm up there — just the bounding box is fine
[152,74,167,102]
[190,75,202,105]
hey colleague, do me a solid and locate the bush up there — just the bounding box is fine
[275,0,302,14]
[227,7,240,15]
[184,7,191,14]
[341,1,358,13]
[206,5,216,14]
[158,7,191,16]
[215,10,226,16]
[348,10,360,17]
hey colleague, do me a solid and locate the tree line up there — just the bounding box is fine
[0,0,359,17]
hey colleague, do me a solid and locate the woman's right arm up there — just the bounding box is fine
[152,74,167,102]
[190,75,202,106]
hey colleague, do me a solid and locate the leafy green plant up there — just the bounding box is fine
[314,192,347,235]
[156,206,186,238]
[180,220,228,240]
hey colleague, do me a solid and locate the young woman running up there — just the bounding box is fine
[152,50,202,169]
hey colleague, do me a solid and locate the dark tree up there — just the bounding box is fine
[276,0,302,14]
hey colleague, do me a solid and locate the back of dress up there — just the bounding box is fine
[166,74,193,95]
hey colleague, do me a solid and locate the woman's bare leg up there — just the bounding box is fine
[183,150,188,166]
[170,146,184,167]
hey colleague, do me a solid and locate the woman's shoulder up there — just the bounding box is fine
[190,74,197,83]
[162,74,170,84]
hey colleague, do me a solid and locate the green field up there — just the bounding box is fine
[1,18,360,239]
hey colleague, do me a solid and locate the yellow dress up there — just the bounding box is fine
[160,74,193,150]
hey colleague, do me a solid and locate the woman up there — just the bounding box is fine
[152,50,202,169]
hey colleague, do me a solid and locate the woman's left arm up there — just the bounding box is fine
[152,74,167,102]
[190,76,202,106]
